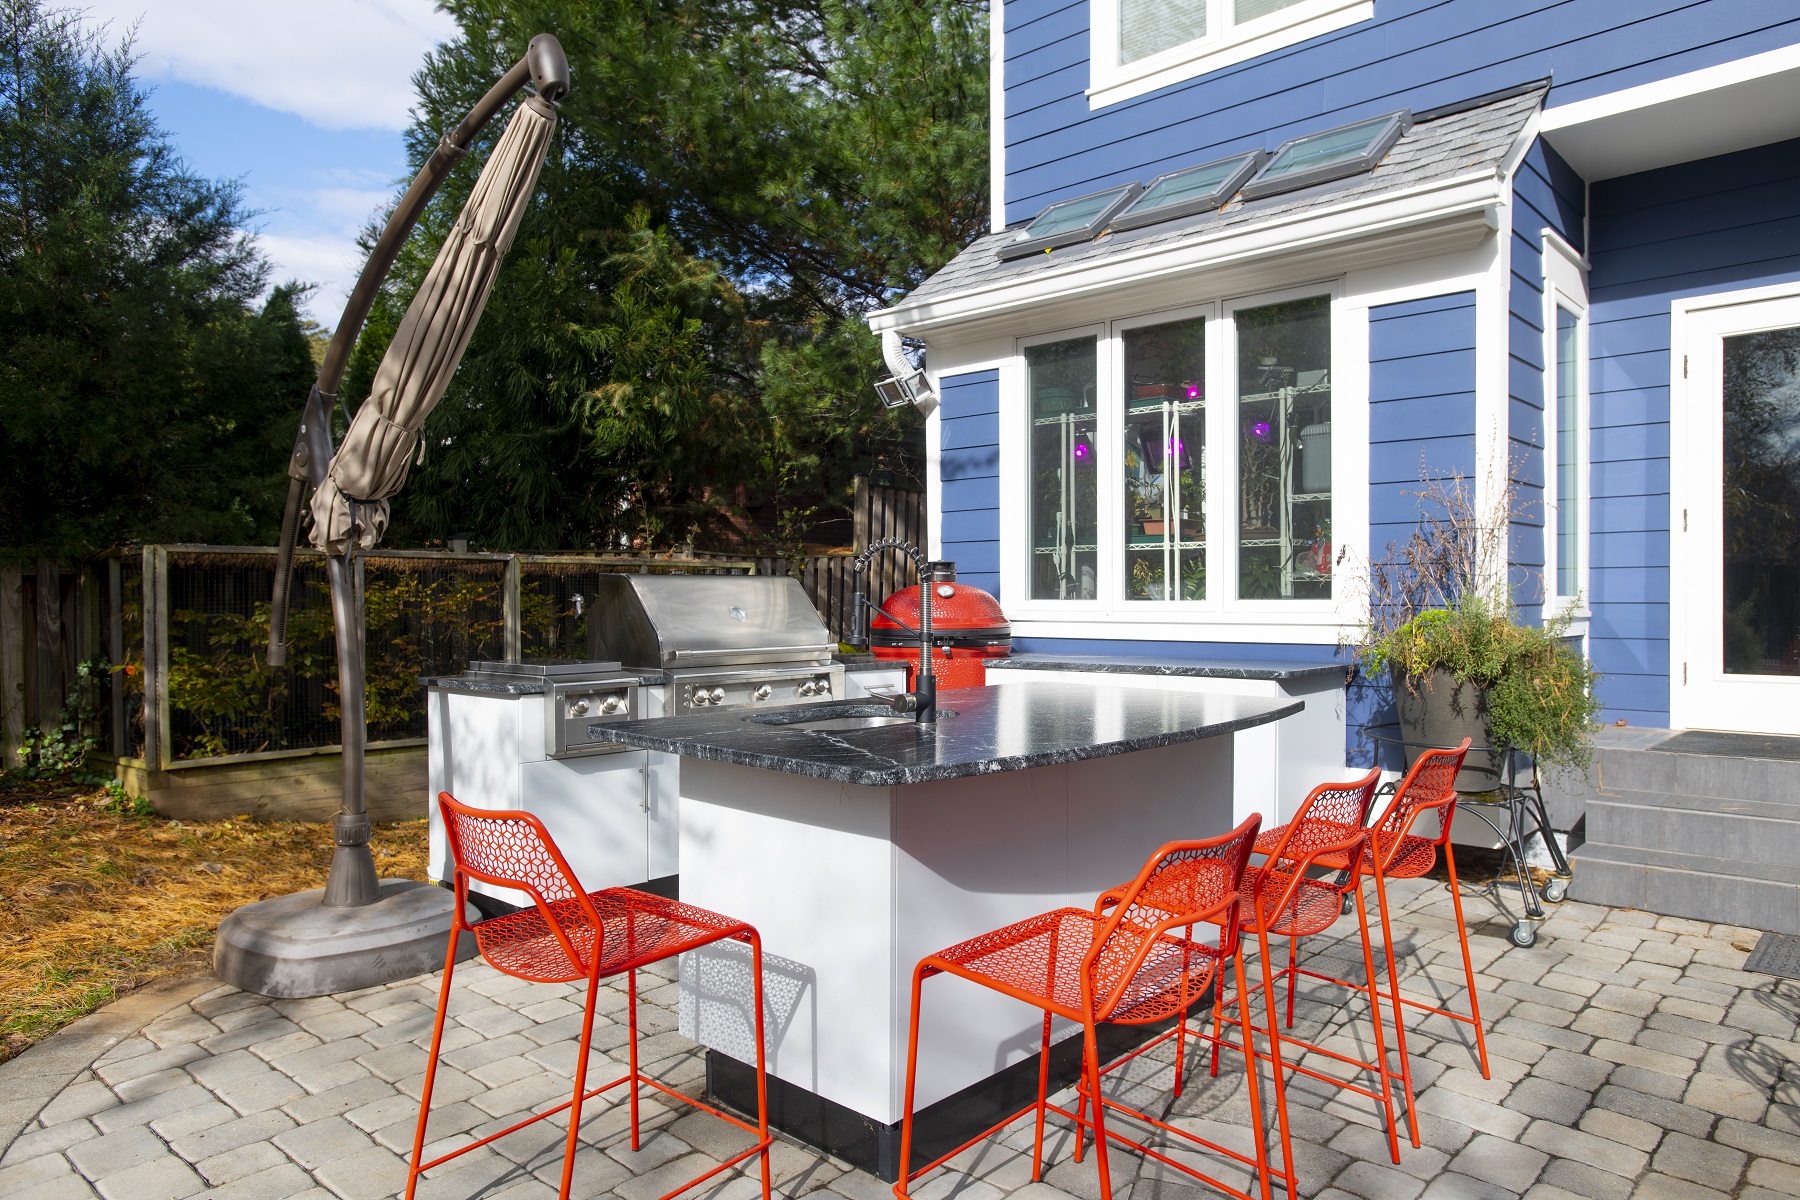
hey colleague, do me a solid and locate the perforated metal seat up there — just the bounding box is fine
[407,793,772,1200]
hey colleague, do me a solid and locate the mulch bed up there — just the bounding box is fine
[0,777,427,1064]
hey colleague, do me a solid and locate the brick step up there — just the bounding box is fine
[1568,840,1800,934]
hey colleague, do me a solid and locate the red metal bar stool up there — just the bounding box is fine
[1200,772,1400,1199]
[1295,741,1480,1149]
[893,816,1272,1200]
[407,793,772,1200]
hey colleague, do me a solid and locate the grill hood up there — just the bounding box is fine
[587,574,836,670]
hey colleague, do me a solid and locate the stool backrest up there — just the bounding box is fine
[1373,739,1471,866]
[437,792,602,974]
[1086,813,1261,1022]
[1255,768,1381,926]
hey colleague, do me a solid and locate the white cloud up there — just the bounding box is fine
[81,0,459,130]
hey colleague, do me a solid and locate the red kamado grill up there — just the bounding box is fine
[870,563,1010,690]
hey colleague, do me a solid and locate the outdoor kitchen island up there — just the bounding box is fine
[591,680,1301,1180]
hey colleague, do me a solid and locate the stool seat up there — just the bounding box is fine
[476,889,751,983]
[928,906,1222,1026]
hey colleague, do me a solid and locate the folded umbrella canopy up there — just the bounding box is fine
[312,93,558,554]
[215,36,568,1000]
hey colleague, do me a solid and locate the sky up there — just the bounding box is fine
[78,0,462,327]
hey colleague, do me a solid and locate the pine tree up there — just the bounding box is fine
[0,0,312,557]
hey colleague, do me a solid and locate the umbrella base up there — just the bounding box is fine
[214,879,476,999]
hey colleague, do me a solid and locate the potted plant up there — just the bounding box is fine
[1349,470,1602,789]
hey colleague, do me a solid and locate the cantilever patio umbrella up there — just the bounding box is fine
[214,35,568,999]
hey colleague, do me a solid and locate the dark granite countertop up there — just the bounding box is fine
[987,653,1347,682]
[588,681,1302,786]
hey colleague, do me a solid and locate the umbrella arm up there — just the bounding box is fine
[322,551,380,908]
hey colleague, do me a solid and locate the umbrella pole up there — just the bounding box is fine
[322,550,379,907]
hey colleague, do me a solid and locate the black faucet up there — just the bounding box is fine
[847,538,939,724]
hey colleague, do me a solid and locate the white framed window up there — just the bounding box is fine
[1542,232,1589,617]
[1005,281,1352,634]
[1089,0,1373,110]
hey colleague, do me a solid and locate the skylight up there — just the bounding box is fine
[1240,110,1412,201]
[996,183,1143,260]
[1110,150,1269,232]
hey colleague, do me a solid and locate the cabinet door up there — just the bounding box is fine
[519,752,651,890]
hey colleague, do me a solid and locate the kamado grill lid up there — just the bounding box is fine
[871,563,1010,648]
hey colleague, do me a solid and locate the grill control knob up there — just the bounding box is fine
[797,681,816,697]
[816,680,831,697]
[599,696,626,716]
[708,687,725,703]
[753,684,772,701]
[569,697,591,717]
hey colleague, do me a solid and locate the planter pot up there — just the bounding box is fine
[1392,668,1505,793]
[1141,520,1166,535]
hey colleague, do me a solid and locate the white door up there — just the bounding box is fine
[1676,292,1800,734]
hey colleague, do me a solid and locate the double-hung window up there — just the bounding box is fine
[1011,286,1345,626]
[1091,0,1374,108]
[1543,234,1589,614]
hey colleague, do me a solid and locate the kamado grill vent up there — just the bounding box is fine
[871,562,1010,689]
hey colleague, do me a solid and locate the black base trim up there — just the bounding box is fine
[706,1009,1195,1182]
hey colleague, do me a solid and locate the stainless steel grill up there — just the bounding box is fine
[588,575,844,715]
[466,658,642,757]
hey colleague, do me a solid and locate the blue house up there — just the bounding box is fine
[871,1,1800,930]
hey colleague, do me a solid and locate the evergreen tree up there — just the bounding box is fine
[0,0,311,558]
[354,0,988,552]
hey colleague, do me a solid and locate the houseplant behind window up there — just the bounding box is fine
[1351,470,1602,790]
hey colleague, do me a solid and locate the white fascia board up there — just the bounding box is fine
[989,0,1006,234]
[869,171,1503,336]
[1541,42,1800,181]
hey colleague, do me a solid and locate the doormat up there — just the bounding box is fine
[1649,730,1800,763]
[1743,931,1800,979]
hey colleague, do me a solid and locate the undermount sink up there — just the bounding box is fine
[748,703,950,732]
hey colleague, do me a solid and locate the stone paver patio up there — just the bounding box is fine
[3,876,1798,1200]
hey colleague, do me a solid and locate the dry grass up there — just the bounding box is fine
[0,778,428,1064]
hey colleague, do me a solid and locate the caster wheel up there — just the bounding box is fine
[1541,876,1569,904]
[1509,922,1538,949]
[1341,895,1356,916]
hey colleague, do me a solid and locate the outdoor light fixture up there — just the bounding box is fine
[878,328,937,413]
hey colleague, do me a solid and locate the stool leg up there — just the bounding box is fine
[1444,845,1492,1078]
[1082,1022,1114,1199]
[1253,927,1293,1200]
[1208,957,1227,1079]
[1352,884,1401,1165]
[1284,935,1298,1029]
[404,921,461,1200]
[557,964,605,1200]
[1371,865,1422,1149]
[627,968,642,1151]
[893,963,929,1199]
[749,933,772,1200]
[1032,1013,1052,1182]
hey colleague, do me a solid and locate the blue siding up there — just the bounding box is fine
[1508,137,1585,624]
[1355,291,1479,766]
[937,370,1003,599]
[1001,0,1800,222]
[1584,136,1800,726]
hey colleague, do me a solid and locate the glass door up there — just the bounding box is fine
[1680,294,1800,733]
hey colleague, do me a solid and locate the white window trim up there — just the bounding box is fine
[1003,280,1361,639]
[1088,0,1373,111]
[1541,230,1590,623]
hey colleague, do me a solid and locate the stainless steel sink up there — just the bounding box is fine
[788,715,916,731]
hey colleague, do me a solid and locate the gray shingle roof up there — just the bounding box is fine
[893,85,1545,312]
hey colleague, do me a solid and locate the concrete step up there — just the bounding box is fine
[1585,790,1800,863]
[1595,735,1800,805]
[1568,841,1800,934]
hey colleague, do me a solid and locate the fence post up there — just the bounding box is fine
[503,555,522,663]
[108,557,124,757]
[142,546,170,771]
[0,564,21,766]
[34,558,62,734]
